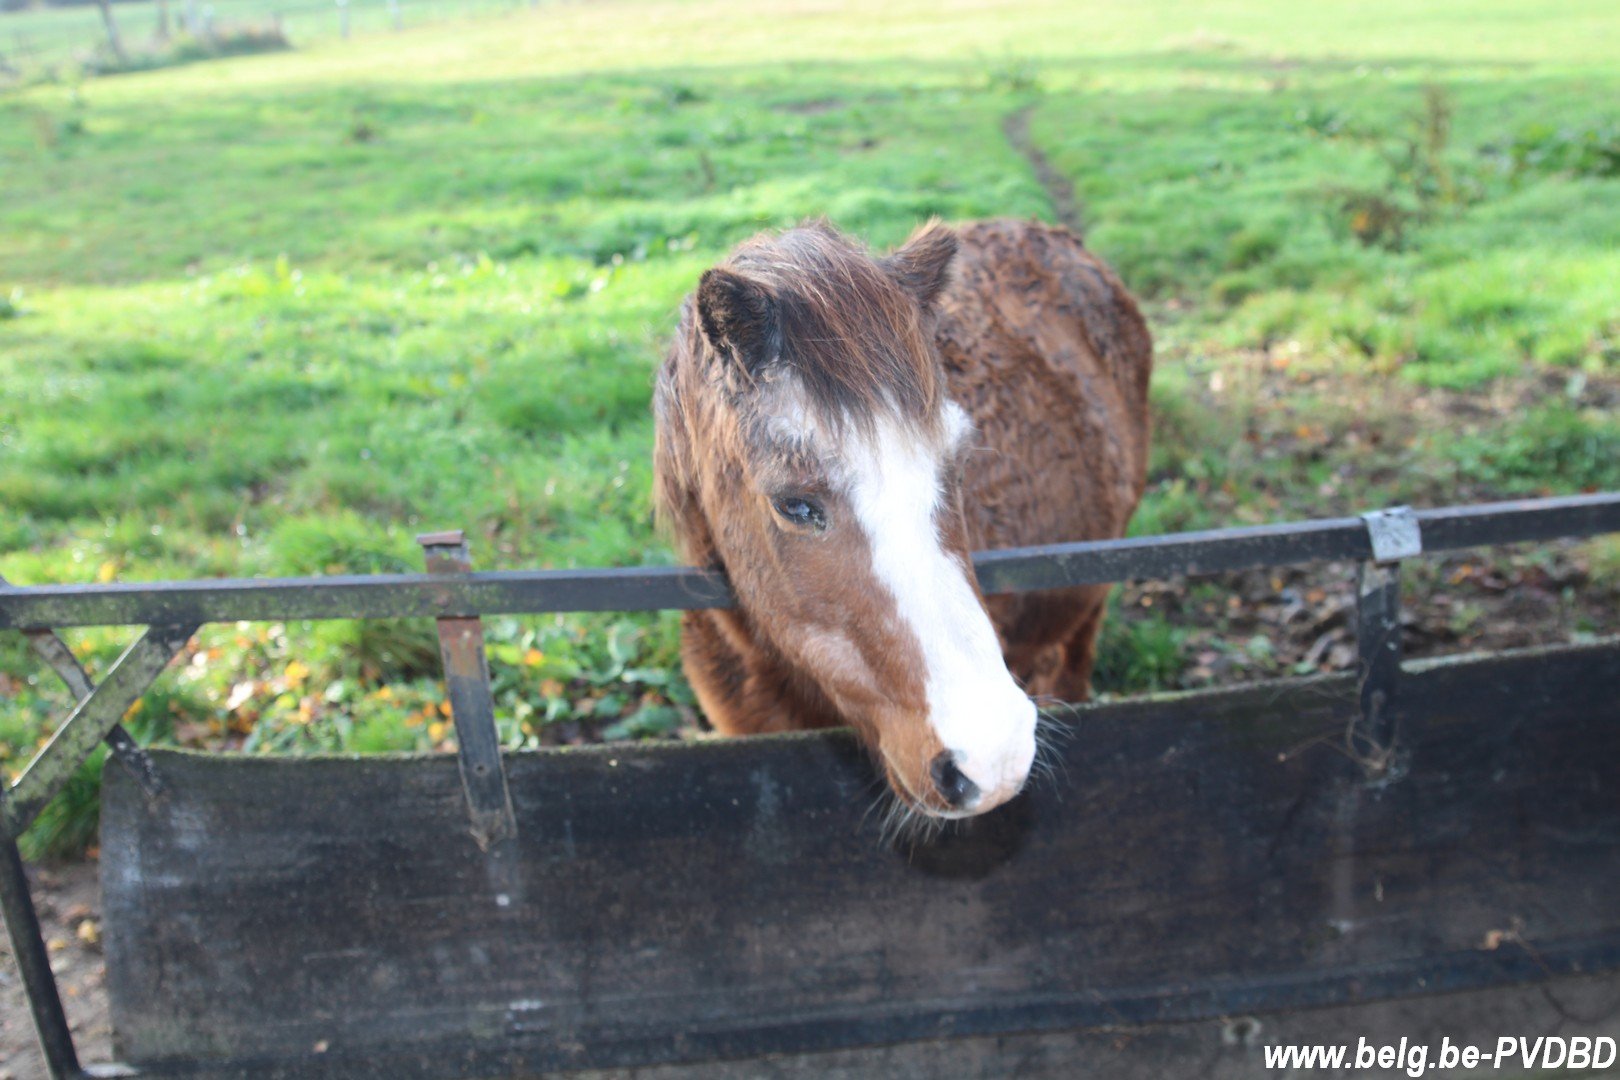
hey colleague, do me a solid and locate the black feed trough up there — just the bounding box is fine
[3,493,1619,1079]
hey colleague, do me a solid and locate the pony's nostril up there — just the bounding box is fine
[930,750,980,809]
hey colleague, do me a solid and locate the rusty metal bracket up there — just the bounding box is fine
[2,622,196,841]
[1350,508,1423,778]
[418,531,517,850]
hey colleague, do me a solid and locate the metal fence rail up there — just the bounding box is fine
[2,489,1619,1080]
[4,492,1617,630]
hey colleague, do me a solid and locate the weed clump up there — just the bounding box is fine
[1320,85,1481,251]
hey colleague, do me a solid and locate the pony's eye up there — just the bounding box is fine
[772,496,826,530]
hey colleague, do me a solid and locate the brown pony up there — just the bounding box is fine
[654,219,1151,821]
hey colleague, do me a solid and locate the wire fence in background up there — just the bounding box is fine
[1,0,543,83]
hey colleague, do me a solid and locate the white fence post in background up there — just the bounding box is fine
[388,0,401,30]
[337,0,350,38]
[184,0,199,35]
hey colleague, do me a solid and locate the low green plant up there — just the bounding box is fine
[1447,405,1620,494]
[1093,608,1187,695]
[1485,121,1620,180]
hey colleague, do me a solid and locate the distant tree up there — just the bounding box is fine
[95,0,128,62]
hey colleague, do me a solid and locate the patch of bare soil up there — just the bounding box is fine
[1113,542,1614,696]
[1,859,107,1080]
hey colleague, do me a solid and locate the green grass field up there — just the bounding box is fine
[3,0,1618,855]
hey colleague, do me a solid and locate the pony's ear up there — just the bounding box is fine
[696,268,778,378]
[882,220,958,309]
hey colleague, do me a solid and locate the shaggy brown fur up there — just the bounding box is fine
[653,218,1151,809]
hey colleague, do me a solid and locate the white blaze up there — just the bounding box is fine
[844,402,1037,812]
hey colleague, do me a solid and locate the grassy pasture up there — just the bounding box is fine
[2,0,1618,855]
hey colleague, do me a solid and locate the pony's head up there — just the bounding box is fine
[655,221,1036,819]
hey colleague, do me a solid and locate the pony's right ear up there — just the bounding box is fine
[696,268,779,379]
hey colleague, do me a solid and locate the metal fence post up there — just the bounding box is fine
[1351,507,1423,778]
[0,834,80,1080]
[417,531,517,850]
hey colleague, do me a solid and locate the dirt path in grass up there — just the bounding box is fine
[1003,103,1085,234]
[0,859,107,1080]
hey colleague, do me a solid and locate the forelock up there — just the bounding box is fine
[726,224,943,439]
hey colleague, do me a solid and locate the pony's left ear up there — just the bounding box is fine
[881,220,958,309]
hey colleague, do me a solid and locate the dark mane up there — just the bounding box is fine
[723,221,943,435]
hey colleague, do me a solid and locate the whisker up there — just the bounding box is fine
[1028,702,1075,792]
[867,783,957,851]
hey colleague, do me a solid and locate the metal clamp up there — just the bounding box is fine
[1351,508,1422,778]
[417,531,517,850]
[1362,506,1422,564]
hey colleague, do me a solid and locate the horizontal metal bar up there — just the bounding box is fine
[1415,492,1620,549]
[1,493,1616,630]
[975,515,1371,592]
[0,565,735,631]
[976,492,1620,592]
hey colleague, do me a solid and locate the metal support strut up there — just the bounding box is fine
[1352,507,1422,778]
[0,832,80,1080]
[418,531,518,850]
[0,572,191,1078]
[0,573,165,802]
[2,622,196,841]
